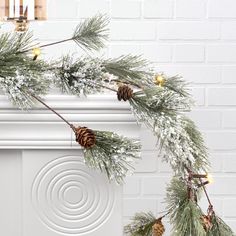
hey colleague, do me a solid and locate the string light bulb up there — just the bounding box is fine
[196,173,214,188]
[206,173,214,184]
[32,47,41,61]
[154,74,165,87]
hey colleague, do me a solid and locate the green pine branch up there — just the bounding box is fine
[103,55,153,88]
[166,177,206,236]
[124,212,156,236]
[183,117,209,172]
[73,14,109,51]
[54,56,104,96]
[207,214,235,236]
[84,130,141,184]
[0,32,50,108]
[163,74,190,98]
[0,31,35,55]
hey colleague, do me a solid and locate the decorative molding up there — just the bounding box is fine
[0,95,140,149]
[31,155,117,234]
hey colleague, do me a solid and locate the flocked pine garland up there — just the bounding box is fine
[0,15,234,235]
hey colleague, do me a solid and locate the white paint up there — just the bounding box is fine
[23,151,122,236]
[0,151,22,235]
[0,96,138,235]
[0,95,139,149]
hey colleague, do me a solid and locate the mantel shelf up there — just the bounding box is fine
[0,94,140,149]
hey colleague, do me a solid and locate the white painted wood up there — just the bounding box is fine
[0,150,22,235]
[0,95,138,235]
[23,150,123,236]
[0,95,139,149]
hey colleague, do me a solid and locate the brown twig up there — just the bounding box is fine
[199,177,213,208]
[186,168,195,200]
[19,38,74,54]
[160,211,170,219]
[38,38,73,49]
[186,166,214,211]
[110,79,143,89]
[96,82,118,93]
[29,93,75,131]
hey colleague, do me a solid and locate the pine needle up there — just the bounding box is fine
[103,55,153,88]
[84,130,141,184]
[73,14,109,51]
[124,212,156,236]
[207,214,235,236]
[166,177,206,236]
[0,31,35,54]
[0,31,50,108]
[164,75,190,98]
[54,56,104,95]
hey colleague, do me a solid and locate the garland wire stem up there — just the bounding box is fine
[160,210,170,219]
[30,37,92,58]
[199,177,222,233]
[96,83,118,93]
[199,177,213,208]
[37,38,73,49]
[110,79,143,89]
[16,38,94,60]
[187,166,216,221]
[79,79,118,93]
[29,93,76,131]
[19,37,78,54]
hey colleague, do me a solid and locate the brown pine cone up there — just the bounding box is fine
[152,218,165,236]
[201,215,213,231]
[117,85,133,101]
[73,126,96,148]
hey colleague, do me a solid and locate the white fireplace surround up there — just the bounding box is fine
[0,94,140,236]
[0,94,139,149]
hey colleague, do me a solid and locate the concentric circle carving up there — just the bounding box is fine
[31,155,115,235]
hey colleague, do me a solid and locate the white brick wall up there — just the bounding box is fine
[2,0,236,233]
[111,0,236,231]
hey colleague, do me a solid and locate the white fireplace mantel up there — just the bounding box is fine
[0,94,140,236]
[0,94,139,149]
